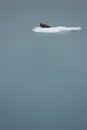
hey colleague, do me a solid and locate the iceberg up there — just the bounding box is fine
[32,26,82,33]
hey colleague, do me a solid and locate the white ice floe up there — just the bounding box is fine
[32,26,82,33]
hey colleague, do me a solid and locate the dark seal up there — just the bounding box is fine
[40,23,51,28]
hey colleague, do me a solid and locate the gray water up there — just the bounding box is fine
[0,0,87,130]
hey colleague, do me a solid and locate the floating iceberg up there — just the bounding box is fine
[32,26,82,33]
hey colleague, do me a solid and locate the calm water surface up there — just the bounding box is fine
[0,0,87,130]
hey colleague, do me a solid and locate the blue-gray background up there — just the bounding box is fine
[0,0,87,130]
